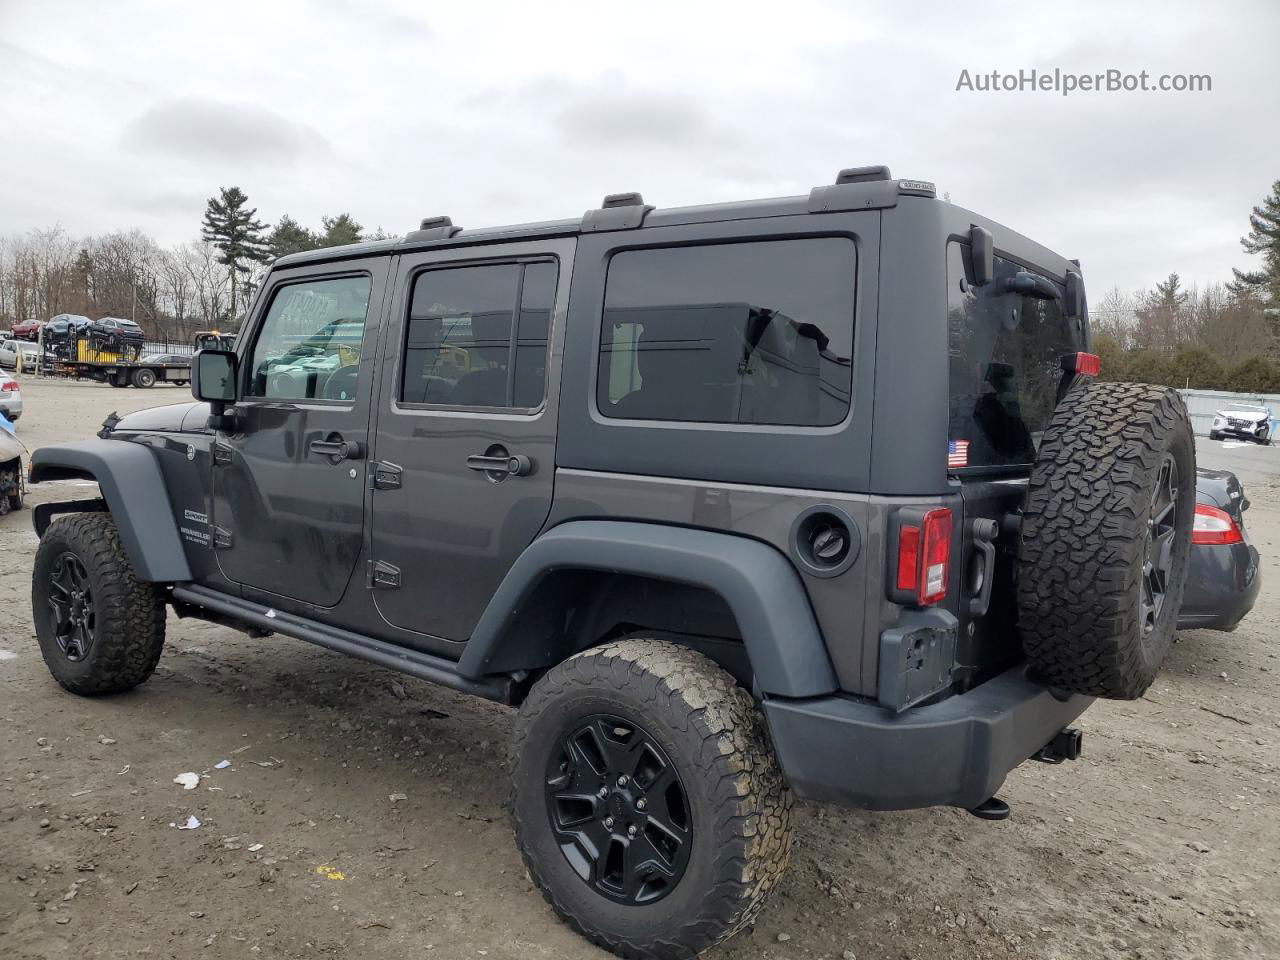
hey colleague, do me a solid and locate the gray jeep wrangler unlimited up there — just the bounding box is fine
[30,166,1195,959]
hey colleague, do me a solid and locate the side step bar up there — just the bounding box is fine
[171,584,517,704]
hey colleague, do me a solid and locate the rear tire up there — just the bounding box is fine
[132,367,156,388]
[32,513,166,695]
[510,639,793,959]
[1017,381,1195,700]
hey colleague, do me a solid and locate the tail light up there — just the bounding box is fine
[893,508,952,605]
[1062,352,1101,377]
[1192,504,1243,545]
[1,380,17,392]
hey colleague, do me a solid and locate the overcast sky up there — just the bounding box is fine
[1,0,1277,297]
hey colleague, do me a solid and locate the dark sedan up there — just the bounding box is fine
[1178,468,1260,631]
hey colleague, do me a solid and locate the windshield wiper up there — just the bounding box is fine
[1004,271,1058,300]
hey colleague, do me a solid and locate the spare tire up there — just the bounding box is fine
[1017,381,1195,699]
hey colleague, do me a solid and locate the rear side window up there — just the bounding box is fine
[946,242,1082,467]
[402,260,556,409]
[598,238,856,426]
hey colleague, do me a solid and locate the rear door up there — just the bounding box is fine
[945,240,1085,685]
[211,258,389,607]
[367,238,571,642]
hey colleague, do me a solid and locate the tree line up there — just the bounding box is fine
[0,186,389,343]
[1092,179,1280,393]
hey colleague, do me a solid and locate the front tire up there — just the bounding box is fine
[132,367,157,388]
[32,513,166,695]
[510,639,793,959]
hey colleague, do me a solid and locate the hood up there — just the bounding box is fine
[1216,409,1268,422]
[110,401,211,434]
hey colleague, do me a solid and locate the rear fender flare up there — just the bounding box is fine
[30,438,192,582]
[457,520,838,698]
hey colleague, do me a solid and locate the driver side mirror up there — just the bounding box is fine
[191,349,240,429]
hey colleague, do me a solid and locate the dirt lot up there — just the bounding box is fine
[1,376,1277,960]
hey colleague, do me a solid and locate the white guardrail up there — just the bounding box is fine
[1178,388,1280,437]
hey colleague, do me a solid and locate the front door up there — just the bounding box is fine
[211,259,389,607]
[367,239,571,642]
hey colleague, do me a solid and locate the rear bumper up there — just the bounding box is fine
[763,665,1092,810]
[1177,541,1260,631]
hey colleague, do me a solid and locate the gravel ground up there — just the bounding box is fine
[1,376,1277,960]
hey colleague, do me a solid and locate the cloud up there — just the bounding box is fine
[122,97,331,166]
[556,91,735,149]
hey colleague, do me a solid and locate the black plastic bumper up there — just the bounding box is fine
[763,666,1092,811]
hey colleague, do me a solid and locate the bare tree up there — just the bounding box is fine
[1093,286,1135,347]
[178,240,229,329]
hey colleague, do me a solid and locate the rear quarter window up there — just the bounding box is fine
[598,237,856,427]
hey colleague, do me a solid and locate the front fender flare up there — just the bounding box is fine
[457,520,838,698]
[30,438,192,582]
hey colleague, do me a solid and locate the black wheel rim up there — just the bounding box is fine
[1140,454,1179,636]
[48,552,95,662]
[545,714,692,905]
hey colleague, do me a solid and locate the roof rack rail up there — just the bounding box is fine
[582,192,654,233]
[405,215,462,243]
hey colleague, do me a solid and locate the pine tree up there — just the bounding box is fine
[1230,179,1280,303]
[201,187,269,321]
[320,213,363,248]
[1133,273,1189,352]
[267,215,320,258]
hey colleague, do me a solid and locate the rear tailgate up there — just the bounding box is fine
[943,241,1086,689]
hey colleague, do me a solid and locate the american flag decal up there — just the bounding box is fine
[947,439,969,468]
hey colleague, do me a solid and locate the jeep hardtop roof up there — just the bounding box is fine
[272,165,1079,287]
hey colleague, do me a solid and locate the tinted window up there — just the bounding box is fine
[402,260,555,409]
[515,262,555,407]
[246,275,371,401]
[946,243,1082,467]
[598,238,856,426]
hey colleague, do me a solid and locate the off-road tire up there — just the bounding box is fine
[131,367,156,388]
[32,513,166,695]
[1017,381,1195,699]
[510,639,793,959]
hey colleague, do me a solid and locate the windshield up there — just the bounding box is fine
[946,242,1084,468]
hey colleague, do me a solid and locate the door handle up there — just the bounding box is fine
[310,435,365,461]
[466,452,533,477]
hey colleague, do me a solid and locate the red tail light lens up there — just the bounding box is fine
[896,525,920,591]
[1192,503,1243,545]
[919,508,952,604]
[894,508,952,605]
[1061,352,1101,377]
[0,380,17,392]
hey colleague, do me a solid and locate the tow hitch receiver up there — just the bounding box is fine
[1032,727,1084,765]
